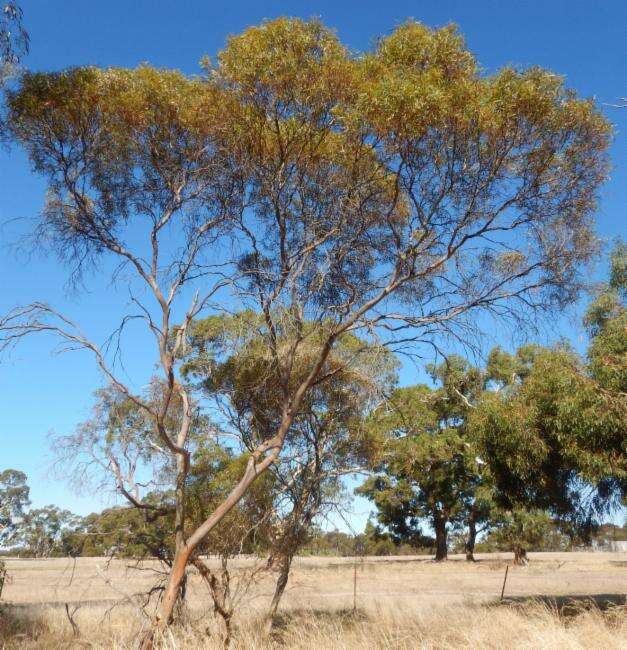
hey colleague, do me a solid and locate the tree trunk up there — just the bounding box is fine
[513,545,528,566]
[174,572,188,621]
[465,506,477,562]
[265,554,293,634]
[0,560,6,600]
[434,513,448,561]
[139,450,283,648]
[140,546,191,649]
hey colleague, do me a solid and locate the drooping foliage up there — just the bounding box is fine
[471,247,626,526]
[1,2,27,69]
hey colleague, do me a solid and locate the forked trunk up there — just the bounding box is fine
[140,546,191,649]
[140,401,302,646]
[193,556,234,648]
[434,513,448,562]
[265,554,293,634]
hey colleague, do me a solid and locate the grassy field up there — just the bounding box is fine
[0,552,625,648]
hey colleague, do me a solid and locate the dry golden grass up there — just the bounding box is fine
[1,552,625,649]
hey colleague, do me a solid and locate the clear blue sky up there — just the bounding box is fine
[1,1,625,530]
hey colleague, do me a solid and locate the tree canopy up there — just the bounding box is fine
[0,469,29,547]
[471,247,626,527]
[358,357,490,560]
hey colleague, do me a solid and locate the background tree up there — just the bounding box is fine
[588,520,627,549]
[472,251,627,560]
[70,506,174,559]
[0,468,29,547]
[12,505,82,558]
[480,509,568,560]
[358,357,488,561]
[0,468,29,598]
[2,18,611,637]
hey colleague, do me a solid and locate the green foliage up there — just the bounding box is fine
[472,248,627,524]
[183,313,397,441]
[183,311,399,567]
[66,503,178,559]
[0,469,29,547]
[69,447,278,561]
[186,444,278,557]
[585,241,627,393]
[301,526,427,557]
[13,506,83,558]
[183,312,399,505]
[0,471,85,558]
[475,346,626,513]
[357,357,491,553]
[480,509,568,553]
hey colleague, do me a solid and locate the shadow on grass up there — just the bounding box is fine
[494,593,625,618]
[269,607,369,640]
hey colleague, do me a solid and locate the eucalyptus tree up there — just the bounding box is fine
[13,505,82,558]
[482,509,567,560]
[476,350,625,521]
[0,468,29,547]
[585,240,626,399]
[471,255,627,560]
[2,65,244,638]
[0,469,29,597]
[1,18,611,638]
[358,357,487,561]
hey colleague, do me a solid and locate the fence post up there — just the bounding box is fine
[500,564,509,601]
